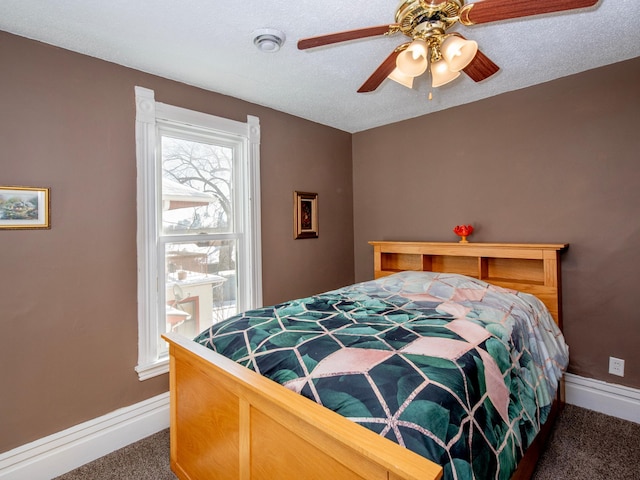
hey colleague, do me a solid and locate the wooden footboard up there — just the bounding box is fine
[163,332,444,480]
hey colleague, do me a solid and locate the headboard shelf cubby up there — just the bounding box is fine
[369,241,568,326]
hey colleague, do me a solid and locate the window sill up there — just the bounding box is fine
[135,357,169,381]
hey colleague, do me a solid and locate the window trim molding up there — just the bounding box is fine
[134,86,262,380]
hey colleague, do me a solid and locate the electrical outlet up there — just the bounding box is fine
[609,357,625,377]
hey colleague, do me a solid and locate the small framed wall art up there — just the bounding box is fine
[293,191,318,239]
[0,186,51,230]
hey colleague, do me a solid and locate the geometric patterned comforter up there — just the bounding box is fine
[194,271,569,480]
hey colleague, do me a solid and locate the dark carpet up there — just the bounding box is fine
[54,404,640,479]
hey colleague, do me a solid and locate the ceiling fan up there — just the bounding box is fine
[297,0,599,93]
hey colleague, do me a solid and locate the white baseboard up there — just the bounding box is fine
[0,392,169,480]
[565,373,640,424]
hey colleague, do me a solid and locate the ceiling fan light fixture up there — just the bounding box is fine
[297,0,598,96]
[388,68,414,89]
[441,35,478,71]
[396,39,428,77]
[431,59,460,87]
[252,28,286,53]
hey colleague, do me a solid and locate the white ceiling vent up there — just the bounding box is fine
[253,28,286,53]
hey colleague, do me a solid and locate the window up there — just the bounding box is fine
[134,87,262,380]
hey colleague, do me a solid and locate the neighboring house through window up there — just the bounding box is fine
[134,86,262,380]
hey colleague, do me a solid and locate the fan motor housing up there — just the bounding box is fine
[395,0,464,38]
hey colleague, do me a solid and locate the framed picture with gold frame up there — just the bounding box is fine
[294,191,318,239]
[0,186,51,230]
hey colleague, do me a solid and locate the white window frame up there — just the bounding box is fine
[134,86,262,380]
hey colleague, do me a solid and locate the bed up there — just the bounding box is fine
[162,241,568,480]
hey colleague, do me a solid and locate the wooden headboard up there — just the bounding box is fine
[369,241,568,328]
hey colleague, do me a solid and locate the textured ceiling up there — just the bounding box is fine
[1,0,639,133]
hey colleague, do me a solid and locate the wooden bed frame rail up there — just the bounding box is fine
[163,241,568,480]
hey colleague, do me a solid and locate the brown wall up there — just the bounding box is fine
[353,57,640,390]
[0,31,353,453]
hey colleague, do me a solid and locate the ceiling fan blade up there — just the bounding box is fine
[357,45,408,93]
[462,48,500,82]
[298,24,399,50]
[460,0,599,25]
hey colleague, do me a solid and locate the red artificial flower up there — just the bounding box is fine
[453,225,474,236]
